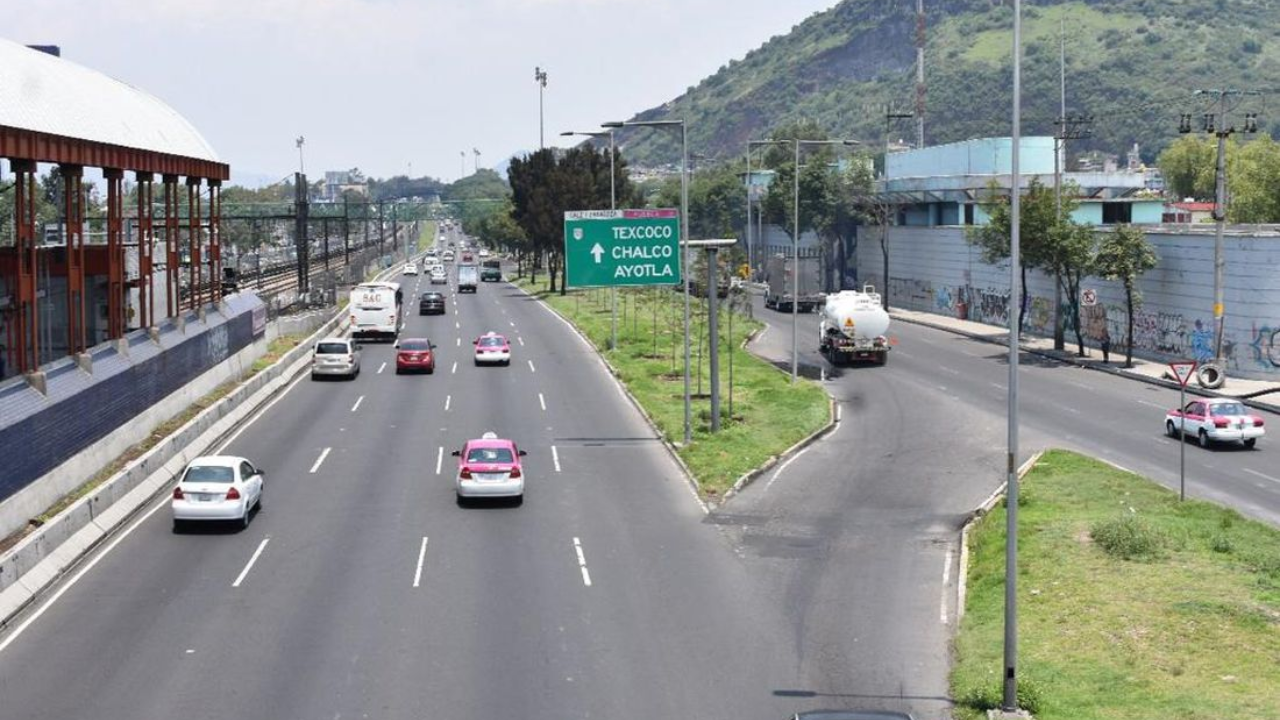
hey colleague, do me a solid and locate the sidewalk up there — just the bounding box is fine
[889,307,1280,415]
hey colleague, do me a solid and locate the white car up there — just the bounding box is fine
[403,263,418,275]
[172,456,264,531]
[478,248,490,258]
[311,337,361,379]
[1166,398,1265,448]
[430,267,448,284]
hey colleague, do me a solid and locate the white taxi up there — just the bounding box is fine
[1165,398,1265,448]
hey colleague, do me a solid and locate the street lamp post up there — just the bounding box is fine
[788,138,859,383]
[562,129,618,349]
[534,67,549,149]
[1005,0,1024,712]
[604,119,691,445]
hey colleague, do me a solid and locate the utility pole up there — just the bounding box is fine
[915,0,926,148]
[295,136,306,175]
[1179,90,1261,386]
[883,106,914,309]
[294,172,309,294]
[1052,113,1092,351]
[474,148,482,174]
[1004,0,1022,712]
[534,66,549,149]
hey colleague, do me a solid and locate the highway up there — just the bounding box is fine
[727,291,1280,720]
[0,229,800,720]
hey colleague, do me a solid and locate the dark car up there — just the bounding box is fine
[419,291,446,315]
[481,260,502,282]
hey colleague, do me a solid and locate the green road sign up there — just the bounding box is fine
[564,209,681,288]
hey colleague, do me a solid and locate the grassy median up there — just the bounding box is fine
[952,449,1280,720]
[513,276,828,498]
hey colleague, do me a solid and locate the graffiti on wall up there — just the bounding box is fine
[1251,324,1280,368]
[1027,297,1053,335]
[888,277,934,308]
[958,286,1011,327]
[935,285,955,314]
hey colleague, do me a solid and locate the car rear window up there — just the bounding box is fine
[1212,402,1246,416]
[466,447,514,463]
[400,340,431,351]
[479,336,505,347]
[316,342,350,354]
[185,465,235,483]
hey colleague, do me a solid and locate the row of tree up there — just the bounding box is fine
[967,178,1159,366]
[1158,134,1280,222]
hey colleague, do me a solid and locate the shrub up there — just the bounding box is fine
[1091,515,1166,560]
[957,678,1044,715]
[1211,534,1235,554]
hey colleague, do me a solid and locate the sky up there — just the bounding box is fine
[6,0,839,186]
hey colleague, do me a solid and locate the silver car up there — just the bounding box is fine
[311,337,361,379]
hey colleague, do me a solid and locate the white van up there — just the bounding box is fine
[349,282,401,341]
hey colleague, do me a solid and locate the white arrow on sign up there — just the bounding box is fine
[590,243,605,264]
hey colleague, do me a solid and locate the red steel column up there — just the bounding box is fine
[9,160,39,373]
[186,177,202,310]
[61,164,87,355]
[104,168,125,339]
[135,172,155,328]
[209,180,222,300]
[163,174,180,318]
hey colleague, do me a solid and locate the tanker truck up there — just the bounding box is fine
[819,286,891,365]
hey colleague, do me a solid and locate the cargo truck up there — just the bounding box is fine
[764,254,822,312]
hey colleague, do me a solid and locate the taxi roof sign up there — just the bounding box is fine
[1168,360,1197,388]
[844,318,854,327]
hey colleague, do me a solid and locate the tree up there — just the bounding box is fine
[967,178,1064,335]
[1094,224,1159,367]
[508,149,559,286]
[1043,221,1098,356]
[1157,135,1217,201]
[1227,134,1280,223]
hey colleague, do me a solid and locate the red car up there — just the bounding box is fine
[395,337,437,374]
[473,332,511,366]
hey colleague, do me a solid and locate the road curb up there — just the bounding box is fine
[955,451,1044,624]
[890,312,1280,415]
[0,262,405,632]
[507,280,710,514]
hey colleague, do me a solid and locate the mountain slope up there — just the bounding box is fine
[620,0,1277,166]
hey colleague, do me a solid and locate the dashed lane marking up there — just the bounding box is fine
[528,360,536,373]
[378,362,387,374]
[351,396,364,413]
[573,537,592,587]
[232,539,270,588]
[552,445,561,472]
[412,537,429,588]
[309,447,331,474]
[539,393,546,411]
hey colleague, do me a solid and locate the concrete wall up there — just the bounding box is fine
[856,225,1280,380]
[886,137,1057,179]
[0,294,266,532]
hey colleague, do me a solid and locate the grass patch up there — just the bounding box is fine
[512,276,828,497]
[952,449,1280,720]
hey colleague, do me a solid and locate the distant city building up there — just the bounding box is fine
[1164,201,1216,224]
[322,170,367,202]
[868,136,1165,227]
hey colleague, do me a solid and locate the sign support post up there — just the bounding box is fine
[1169,360,1198,501]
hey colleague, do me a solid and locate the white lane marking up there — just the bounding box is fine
[518,336,525,346]
[351,395,364,413]
[509,321,516,327]
[539,392,547,411]
[455,321,461,329]
[573,537,593,587]
[232,539,271,588]
[939,366,962,376]
[445,395,452,412]
[552,445,562,472]
[412,537,429,588]
[456,337,461,347]
[378,362,387,374]
[1136,399,1164,409]
[528,360,536,373]
[764,443,815,493]
[451,361,458,374]
[1245,468,1280,484]
[2,358,320,649]
[990,382,1006,391]
[1066,407,1081,414]
[435,446,444,475]
[941,545,954,625]
[309,447,332,474]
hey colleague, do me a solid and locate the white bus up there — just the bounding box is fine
[349,281,401,341]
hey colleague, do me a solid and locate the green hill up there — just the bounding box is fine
[620,0,1276,166]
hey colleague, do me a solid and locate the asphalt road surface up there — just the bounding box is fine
[0,235,803,720]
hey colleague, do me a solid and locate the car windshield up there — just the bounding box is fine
[400,340,431,351]
[316,342,349,354]
[479,336,505,347]
[184,465,234,483]
[1212,402,1246,416]
[466,447,514,464]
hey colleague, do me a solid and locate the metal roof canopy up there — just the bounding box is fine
[0,39,228,180]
